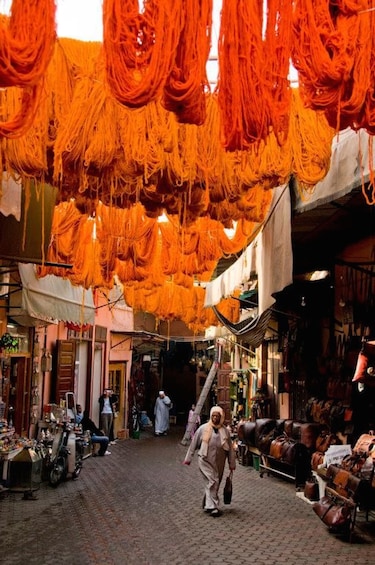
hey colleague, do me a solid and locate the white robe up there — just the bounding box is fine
[154,396,171,434]
[185,423,236,511]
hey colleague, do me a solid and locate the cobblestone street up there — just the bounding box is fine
[1,426,375,565]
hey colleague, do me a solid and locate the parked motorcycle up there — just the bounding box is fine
[49,393,84,487]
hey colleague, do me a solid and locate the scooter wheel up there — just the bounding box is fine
[49,462,64,487]
[72,463,82,480]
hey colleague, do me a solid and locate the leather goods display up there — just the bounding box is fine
[313,496,352,532]
[331,468,350,497]
[257,429,276,455]
[223,471,233,505]
[359,455,375,486]
[315,431,340,453]
[283,420,294,437]
[269,434,287,459]
[281,437,303,465]
[254,418,276,448]
[352,433,375,457]
[352,351,368,382]
[304,476,320,501]
[340,452,368,475]
[311,451,324,470]
[326,464,371,503]
[299,423,320,451]
[237,421,255,444]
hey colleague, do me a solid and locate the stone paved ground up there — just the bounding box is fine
[1,425,375,565]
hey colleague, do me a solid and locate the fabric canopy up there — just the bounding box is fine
[293,128,373,213]
[204,184,293,314]
[9,263,96,326]
[213,307,272,348]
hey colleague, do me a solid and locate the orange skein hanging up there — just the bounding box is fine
[217,0,292,150]
[291,0,371,131]
[162,0,212,125]
[103,0,183,108]
[0,1,56,87]
[0,1,56,138]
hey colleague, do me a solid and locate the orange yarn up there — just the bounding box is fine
[0,1,56,87]
[103,0,182,108]
[217,0,292,150]
[0,1,56,138]
[292,0,371,131]
[162,0,212,125]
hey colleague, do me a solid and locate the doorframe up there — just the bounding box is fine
[108,361,127,432]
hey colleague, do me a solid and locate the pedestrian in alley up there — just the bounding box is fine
[183,405,236,517]
[154,390,172,436]
[98,388,116,439]
[81,410,111,456]
[75,404,84,424]
[186,403,201,439]
[108,389,118,445]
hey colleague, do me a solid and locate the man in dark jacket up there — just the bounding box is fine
[81,410,111,456]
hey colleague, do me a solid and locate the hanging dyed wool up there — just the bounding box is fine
[0,86,49,173]
[103,0,182,108]
[217,0,292,150]
[0,0,56,138]
[37,201,85,278]
[292,0,371,131]
[0,0,56,87]
[162,0,212,125]
[290,88,335,192]
[261,0,293,145]
[358,5,375,135]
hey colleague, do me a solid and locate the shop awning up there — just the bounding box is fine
[293,128,374,213]
[212,307,272,348]
[9,263,95,326]
[204,184,293,314]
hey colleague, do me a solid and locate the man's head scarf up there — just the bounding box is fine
[210,405,225,427]
[202,405,229,448]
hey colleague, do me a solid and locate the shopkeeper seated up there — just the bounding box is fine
[77,406,111,457]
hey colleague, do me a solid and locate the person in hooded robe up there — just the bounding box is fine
[183,405,236,517]
[154,391,172,436]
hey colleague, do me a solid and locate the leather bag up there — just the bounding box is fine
[332,469,350,497]
[313,496,352,532]
[258,430,276,455]
[223,470,233,505]
[311,451,324,470]
[353,433,375,457]
[304,477,320,501]
[326,464,370,503]
[269,434,288,459]
[316,432,339,453]
[281,437,299,465]
[340,452,366,474]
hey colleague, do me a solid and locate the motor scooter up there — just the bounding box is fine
[49,392,84,487]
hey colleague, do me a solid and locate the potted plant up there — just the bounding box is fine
[0,332,19,353]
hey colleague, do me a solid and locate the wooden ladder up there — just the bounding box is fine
[180,339,220,446]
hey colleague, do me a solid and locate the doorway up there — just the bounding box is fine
[108,362,127,434]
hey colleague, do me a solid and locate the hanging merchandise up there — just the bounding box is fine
[41,351,52,373]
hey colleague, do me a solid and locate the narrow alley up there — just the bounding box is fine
[1,426,375,565]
